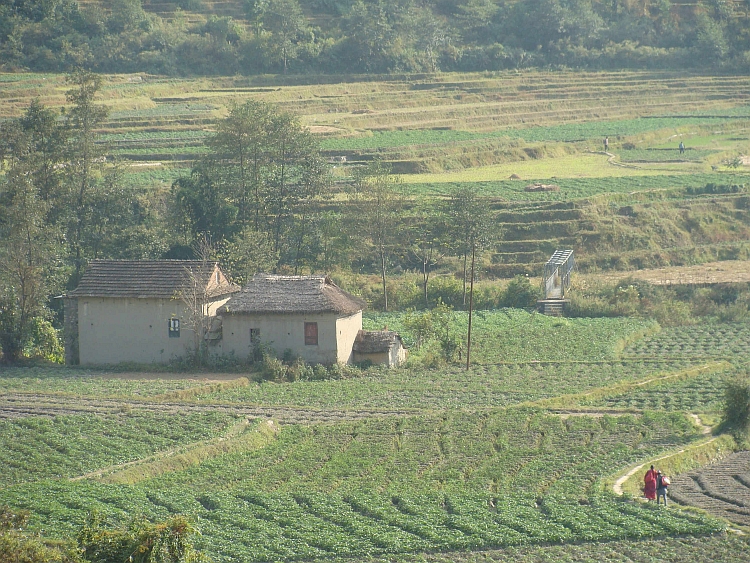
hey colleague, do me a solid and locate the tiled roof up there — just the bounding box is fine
[219,274,366,315]
[66,260,239,299]
[353,330,405,353]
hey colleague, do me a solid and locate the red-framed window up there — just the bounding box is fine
[304,322,318,345]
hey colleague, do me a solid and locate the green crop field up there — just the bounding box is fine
[621,321,750,360]
[399,173,750,200]
[0,408,725,562]
[3,67,750,562]
[1,313,747,561]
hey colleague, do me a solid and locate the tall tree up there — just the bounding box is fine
[0,100,64,362]
[349,160,403,311]
[407,203,447,308]
[62,70,110,284]
[261,0,307,73]
[0,146,61,362]
[208,100,273,231]
[264,111,330,262]
[445,186,495,306]
[172,101,329,269]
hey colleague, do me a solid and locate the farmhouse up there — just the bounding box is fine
[216,274,367,365]
[64,260,238,365]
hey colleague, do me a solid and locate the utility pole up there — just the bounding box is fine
[466,242,475,370]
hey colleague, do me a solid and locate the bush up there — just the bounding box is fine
[499,275,540,309]
[78,512,203,563]
[723,374,750,439]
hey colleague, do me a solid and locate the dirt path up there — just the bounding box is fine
[70,418,256,482]
[0,393,418,424]
[613,413,716,496]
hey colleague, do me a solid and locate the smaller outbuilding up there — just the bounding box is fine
[352,330,407,368]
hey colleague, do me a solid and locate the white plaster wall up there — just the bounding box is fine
[335,311,362,364]
[78,297,194,365]
[77,296,231,365]
[221,313,354,364]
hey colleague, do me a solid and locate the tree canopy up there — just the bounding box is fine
[1,0,750,75]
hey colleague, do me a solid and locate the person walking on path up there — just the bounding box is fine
[644,465,657,501]
[604,137,609,152]
[679,141,685,154]
[656,470,669,506]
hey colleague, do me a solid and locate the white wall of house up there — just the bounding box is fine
[220,311,362,364]
[77,296,231,365]
[335,312,362,364]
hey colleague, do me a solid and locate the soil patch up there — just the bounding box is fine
[670,450,750,526]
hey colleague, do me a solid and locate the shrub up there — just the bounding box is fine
[261,354,287,382]
[500,275,539,309]
[723,374,750,443]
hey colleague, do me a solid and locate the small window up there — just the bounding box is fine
[304,322,318,346]
[168,318,180,338]
[250,328,260,343]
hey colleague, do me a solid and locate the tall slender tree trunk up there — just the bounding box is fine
[466,242,476,370]
[380,246,388,312]
[462,252,468,306]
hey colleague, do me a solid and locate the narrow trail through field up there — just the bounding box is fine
[0,393,419,423]
[70,417,256,482]
[613,413,715,496]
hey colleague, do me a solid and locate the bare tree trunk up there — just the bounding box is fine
[380,247,388,312]
[462,253,468,306]
[466,243,475,371]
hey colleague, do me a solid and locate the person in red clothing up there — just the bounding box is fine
[644,464,657,501]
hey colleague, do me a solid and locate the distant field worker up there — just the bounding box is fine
[604,137,609,152]
[679,141,685,154]
[656,470,669,506]
[644,465,657,501]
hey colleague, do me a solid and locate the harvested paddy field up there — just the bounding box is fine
[587,260,750,286]
[670,451,750,527]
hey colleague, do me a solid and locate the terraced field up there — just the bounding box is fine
[1,312,748,560]
[622,321,750,360]
[4,70,749,278]
[2,71,749,172]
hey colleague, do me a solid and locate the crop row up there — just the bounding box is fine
[108,103,217,119]
[593,371,728,413]
[401,173,750,201]
[0,483,722,562]
[0,368,206,396]
[204,359,694,410]
[622,321,750,359]
[617,149,719,163]
[320,114,750,152]
[130,409,700,496]
[0,411,236,487]
[393,534,749,563]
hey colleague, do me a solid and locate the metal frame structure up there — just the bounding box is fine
[543,250,575,299]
